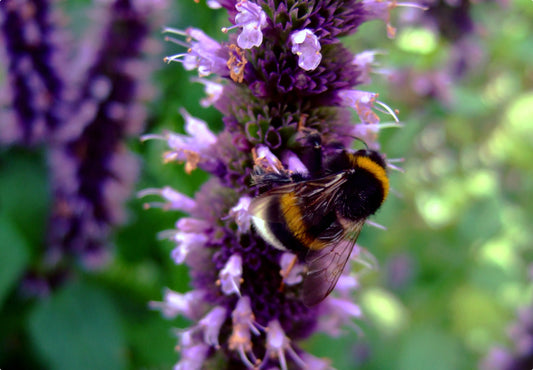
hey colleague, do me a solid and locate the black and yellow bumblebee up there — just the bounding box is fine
[250,133,389,306]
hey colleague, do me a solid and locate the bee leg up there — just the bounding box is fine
[279,254,298,292]
[300,132,323,178]
[297,114,309,131]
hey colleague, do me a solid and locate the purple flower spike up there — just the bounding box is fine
[0,0,69,145]
[290,29,322,71]
[44,0,166,271]
[149,0,405,367]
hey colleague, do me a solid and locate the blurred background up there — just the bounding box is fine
[0,0,531,369]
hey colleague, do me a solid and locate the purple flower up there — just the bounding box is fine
[290,29,322,71]
[141,108,218,173]
[228,196,253,233]
[222,0,267,49]
[280,252,304,286]
[138,186,196,212]
[362,0,426,38]
[147,0,404,367]
[218,254,244,296]
[353,50,382,85]
[191,77,224,107]
[149,289,205,319]
[262,320,308,369]
[164,27,229,77]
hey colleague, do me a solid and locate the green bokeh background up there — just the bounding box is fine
[1,1,532,369]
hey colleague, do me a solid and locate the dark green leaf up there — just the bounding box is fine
[0,213,30,308]
[28,282,127,370]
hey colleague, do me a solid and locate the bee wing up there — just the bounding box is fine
[249,173,347,223]
[302,219,365,306]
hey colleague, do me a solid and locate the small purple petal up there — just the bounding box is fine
[290,29,322,71]
[353,50,381,85]
[219,254,243,296]
[138,186,196,212]
[170,232,208,265]
[149,289,204,319]
[199,306,227,348]
[222,0,267,49]
[191,78,224,107]
[254,144,283,173]
[174,342,209,370]
[164,27,228,77]
[283,152,309,175]
[229,296,260,367]
[228,196,253,233]
[263,320,306,370]
[280,252,304,286]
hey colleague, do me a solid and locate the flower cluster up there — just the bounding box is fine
[145,0,408,368]
[0,0,166,294]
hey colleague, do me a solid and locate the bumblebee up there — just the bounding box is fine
[250,133,389,306]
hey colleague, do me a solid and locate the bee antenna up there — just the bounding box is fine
[346,135,369,150]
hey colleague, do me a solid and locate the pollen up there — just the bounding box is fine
[227,44,247,83]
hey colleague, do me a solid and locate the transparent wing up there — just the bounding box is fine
[249,172,347,223]
[302,220,365,306]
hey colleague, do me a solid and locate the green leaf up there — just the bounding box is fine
[28,281,127,370]
[0,213,30,307]
[128,315,177,368]
[0,150,49,249]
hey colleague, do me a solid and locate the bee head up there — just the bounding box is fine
[353,149,387,170]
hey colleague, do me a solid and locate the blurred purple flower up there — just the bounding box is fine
[391,0,499,103]
[0,0,167,296]
[145,0,411,368]
[46,0,166,270]
[0,0,70,144]
[481,306,533,370]
[481,266,533,370]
